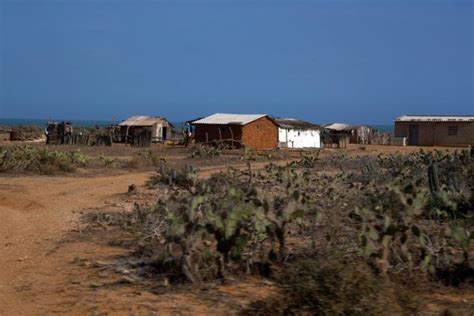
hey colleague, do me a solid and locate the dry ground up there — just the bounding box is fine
[0,143,472,315]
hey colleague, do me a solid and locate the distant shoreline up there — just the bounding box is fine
[0,118,394,133]
[0,118,115,128]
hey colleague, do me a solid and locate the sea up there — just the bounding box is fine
[0,118,394,133]
[0,118,115,128]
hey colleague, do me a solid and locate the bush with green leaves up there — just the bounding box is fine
[126,149,163,169]
[147,164,198,190]
[0,145,88,174]
[88,148,473,290]
[189,143,229,159]
[354,149,473,278]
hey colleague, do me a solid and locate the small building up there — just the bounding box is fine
[117,116,172,145]
[394,115,474,146]
[346,125,374,144]
[321,123,352,148]
[46,121,73,145]
[276,118,321,149]
[0,129,12,141]
[322,123,374,145]
[192,113,278,150]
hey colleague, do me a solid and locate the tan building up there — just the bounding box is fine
[394,115,474,146]
[118,116,172,144]
[192,113,278,150]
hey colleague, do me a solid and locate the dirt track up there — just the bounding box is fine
[0,163,282,315]
[0,145,471,315]
[0,172,153,314]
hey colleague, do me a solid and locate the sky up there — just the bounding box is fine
[0,0,472,124]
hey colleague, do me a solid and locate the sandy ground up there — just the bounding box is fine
[0,163,282,315]
[0,172,150,314]
[0,144,471,315]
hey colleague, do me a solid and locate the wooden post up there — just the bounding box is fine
[125,126,130,146]
[228,127,234,148]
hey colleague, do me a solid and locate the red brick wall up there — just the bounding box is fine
[241,116,278,150]
[193,116,278,150]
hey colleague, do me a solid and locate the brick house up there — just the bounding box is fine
[394,115,474,146]
[192,113,278,150]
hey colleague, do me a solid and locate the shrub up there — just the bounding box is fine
[281,256,403,315]
[147,164,198,190]
[99,155,116,168]
[126,149,163,169]
[0,145,88,174]
[189,143,228,159]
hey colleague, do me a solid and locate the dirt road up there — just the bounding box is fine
[0,172,153,314]
[1,147,470,315]
[0,163,281,315]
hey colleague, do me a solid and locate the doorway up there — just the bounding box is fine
[162,127,168,140]
[408,125,419,146]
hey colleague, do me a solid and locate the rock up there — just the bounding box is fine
[93,260,112,267]
[128,184,137,195]
[89,282,104,288]
[98,271,109,278]
[111,276,136,285]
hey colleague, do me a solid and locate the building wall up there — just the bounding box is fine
[194,117,278,149]
[152,122,171,141]
[0,131,11,141]
[241,117,278,149]
[278,128,321,148]
[394,122,474,146]
[194,124,243,143]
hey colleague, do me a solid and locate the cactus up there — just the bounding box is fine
[428,160,440,197]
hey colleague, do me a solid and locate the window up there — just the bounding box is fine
[256,124,261,130]
[448,125,458,136]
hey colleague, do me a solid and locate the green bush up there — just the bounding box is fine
[126,149,163,169]
[0,145,88,174]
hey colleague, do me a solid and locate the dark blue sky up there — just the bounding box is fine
[1,0,472,124]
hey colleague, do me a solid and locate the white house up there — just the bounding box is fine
[276,118,321,149]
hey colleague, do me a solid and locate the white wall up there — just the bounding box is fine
[152,123,168,141]
[278,128,321,148]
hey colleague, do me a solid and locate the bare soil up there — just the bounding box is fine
[0,144,471,315]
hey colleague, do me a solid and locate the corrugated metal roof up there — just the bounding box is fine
[118,116,167,126]
[323,123,352,131]
[276,118,320,130]
[192,113,268,125]
[396,115,474,122]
